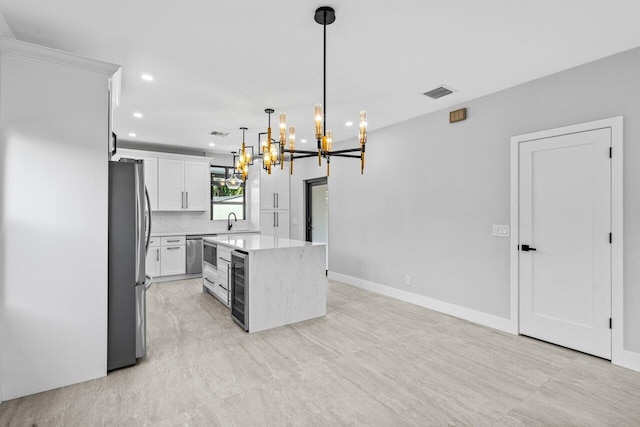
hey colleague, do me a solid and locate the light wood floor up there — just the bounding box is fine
[1,279,640,426]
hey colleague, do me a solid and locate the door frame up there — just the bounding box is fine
[305,177,328,243]
[510,116,623,364]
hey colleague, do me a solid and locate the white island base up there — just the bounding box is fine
[204,235,327,333]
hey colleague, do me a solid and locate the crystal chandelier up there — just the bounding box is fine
[261,6,368,177]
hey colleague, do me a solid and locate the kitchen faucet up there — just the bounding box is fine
[227,212,237,231]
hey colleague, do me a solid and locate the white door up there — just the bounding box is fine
[184,161,210,211]
[158,159,185,211]
[519,128,611,359]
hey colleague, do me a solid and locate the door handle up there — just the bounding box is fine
[521,244,537,252]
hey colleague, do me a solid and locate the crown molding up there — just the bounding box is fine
[0,9,15,38]
[0,36,120,76]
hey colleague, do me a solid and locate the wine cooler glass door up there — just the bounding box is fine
[231,251,248,331]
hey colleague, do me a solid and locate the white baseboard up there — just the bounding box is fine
[616,350,640,372]
[328,272,517,334]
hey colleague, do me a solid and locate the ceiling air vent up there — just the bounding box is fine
[209,130,230,137]
[423,86,455,99]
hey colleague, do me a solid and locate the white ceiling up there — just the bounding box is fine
[1,0,640,154]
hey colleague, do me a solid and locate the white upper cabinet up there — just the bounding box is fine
[158,158,209,211]
[260,168,290,210]
[115,150,210,212]
[184,161,210,211]
[158,159,185,211]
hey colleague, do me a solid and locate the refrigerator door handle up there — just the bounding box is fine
[144,274,153,290]
[145,186,152,251]
[135,166,145,284]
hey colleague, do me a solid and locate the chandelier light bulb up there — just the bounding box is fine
[289,125,296,149]
[279,113,287,144]
[315,104,323,138]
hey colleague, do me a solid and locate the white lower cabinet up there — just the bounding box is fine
[146,236,160,277]
[217,246,231,307]
[159,236,186,276]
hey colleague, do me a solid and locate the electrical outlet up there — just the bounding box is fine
[405,275,411,286]
[492,225,510,237]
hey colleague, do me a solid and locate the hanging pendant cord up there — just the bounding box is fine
[323,13,327,138]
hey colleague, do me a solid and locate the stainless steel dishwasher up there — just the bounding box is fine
[186,236,204,275]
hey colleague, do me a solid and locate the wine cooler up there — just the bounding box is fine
[230,250,249,331]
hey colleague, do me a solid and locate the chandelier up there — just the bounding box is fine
[261,6,368,177]
[225,127,253,189]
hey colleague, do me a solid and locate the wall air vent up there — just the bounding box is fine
[423,86,455,99]
[209,130,230,137]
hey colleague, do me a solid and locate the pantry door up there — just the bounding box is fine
[518,127,611,359]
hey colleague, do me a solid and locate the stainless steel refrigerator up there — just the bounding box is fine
[108,158,152,371]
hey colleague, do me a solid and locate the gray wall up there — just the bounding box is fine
[291,47,640,353]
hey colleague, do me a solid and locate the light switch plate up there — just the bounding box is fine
[292,217,298,225]
[492,225,510,237]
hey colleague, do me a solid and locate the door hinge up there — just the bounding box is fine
[609,233,612,244]
[609,318,612,329]
[609,147,612,158]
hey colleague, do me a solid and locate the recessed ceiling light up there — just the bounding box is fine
[141,74,154,81]
[128,133,137,137]
[133,112,143,118]
[300,139,307,143]
[209,143,215,146]
[345,121,353,127]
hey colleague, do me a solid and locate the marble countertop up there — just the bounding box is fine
[204,234,325,251]
[151,230,259,237]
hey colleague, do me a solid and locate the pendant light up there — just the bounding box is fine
[225,151,242,190]
[262,6,368,177]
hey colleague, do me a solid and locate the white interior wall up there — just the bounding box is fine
[291,47,640,354]
[0,39,118,400]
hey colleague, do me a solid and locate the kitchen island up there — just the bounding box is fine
[202,235,327,332]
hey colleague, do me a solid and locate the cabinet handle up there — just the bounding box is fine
[204,277,215,285]
[167,239,181,242]
[181,191,184,209]
[156,248,159,261]
[220,258,231,263]
[273,192,276,208]
[273,212,276,228]
[276,193,279,208]
[186,192,189,209]
[276,212,279,227]
[167,247,181,250]
[219,284,229,292]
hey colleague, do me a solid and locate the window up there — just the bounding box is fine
[211,165,245,220]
